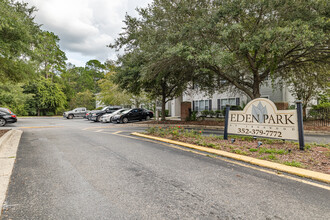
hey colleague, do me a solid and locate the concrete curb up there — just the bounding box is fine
[0,129,23,217]
[131,132,330,184]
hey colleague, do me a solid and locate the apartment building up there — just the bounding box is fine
[167,80,297,117]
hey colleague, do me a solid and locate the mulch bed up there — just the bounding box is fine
[0,129,9,139]
[144,120,225,126]
[145,127,330,175]
[142,119,329,132]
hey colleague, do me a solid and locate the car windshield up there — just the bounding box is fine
[101,107,108,111]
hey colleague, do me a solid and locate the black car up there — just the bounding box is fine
[0,107,17,127]
[90,106,122,122]
[113,108,153,123]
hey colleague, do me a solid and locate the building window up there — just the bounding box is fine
[193,100,212,111]
[218,98,240,110]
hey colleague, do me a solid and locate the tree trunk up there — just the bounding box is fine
[303,102,308,120]
[135,99,140,108]
[37,109,40,116]
[161,95,166,121]
[252,80,261,99]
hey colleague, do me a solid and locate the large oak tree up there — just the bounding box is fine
[111,0,330,105]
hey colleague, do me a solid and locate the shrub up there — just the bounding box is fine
[161,109,169,117]
[221,105,243,117]
[201,110,209,117]
[209,110,216,118]
[308,103,330,120]
[215,110,222,118]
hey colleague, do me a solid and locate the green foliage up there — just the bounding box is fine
[309,102,330,120]
[113,0,330,99]
[267,154,277,161]
[186,111,198,121]
[0,83,34,116]
[284,161,302,168]
[259,148,287,155]
[312,103,330,110]
[146,126,204,139]
[221,105,243,117]
[23,78,67,115]
[0,0,41,82]
[98,70,132,106]
[209,110,216,118]
[111,3,196,120]
[201,110,210,117]
[215,110,222,118]
[231,149,249,156]
[33,31,67,79]
[160,110,169,117]
[69,90,95,110]
[287,63,329,117]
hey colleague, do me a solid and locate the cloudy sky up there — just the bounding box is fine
[23,0,152,67]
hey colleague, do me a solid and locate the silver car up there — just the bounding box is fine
[100,109,128,123]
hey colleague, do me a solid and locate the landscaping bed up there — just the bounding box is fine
[143,119,329,132]
[0,129,9,138]
[145,126,330,174]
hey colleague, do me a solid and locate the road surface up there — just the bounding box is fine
[1,118,329,219]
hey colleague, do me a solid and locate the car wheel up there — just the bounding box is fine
[122,117,128,123]
[0,118,6,127]
[146,115,151,120]
[68,114,73,119]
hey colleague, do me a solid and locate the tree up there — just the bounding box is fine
[85,60,106,93]
[98,71,133,106]
[112,0,330,101]
[69,90,95,110]
[24,78,67,116]
[0,0,41,82]
[60,60,107,110]
[33,31,67,80]
[0,83,34,115]
[113,49,194,120]
[111,2,197,120]
[287,64,329,118]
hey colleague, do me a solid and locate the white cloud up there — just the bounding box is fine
[23,0,152,66]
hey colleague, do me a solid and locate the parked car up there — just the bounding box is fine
[0,107,17,126]
[113,108,153,123]
[86,110,98,120]
[91,106,122,122]
[63,107,87,119]
[100,108,128,123]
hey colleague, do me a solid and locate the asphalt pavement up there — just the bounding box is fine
[1,118,330,219]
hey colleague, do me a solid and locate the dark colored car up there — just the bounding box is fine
[113,108,153,123]
[0,107,17,127]
[90,106,122,122]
